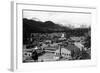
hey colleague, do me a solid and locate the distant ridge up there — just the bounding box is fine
[23,18,90,36]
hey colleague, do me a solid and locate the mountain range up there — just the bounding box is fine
[23,18,90,36]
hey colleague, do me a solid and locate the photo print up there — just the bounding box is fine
[22,10,91,63]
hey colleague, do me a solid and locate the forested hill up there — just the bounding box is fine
[23,18,90,36]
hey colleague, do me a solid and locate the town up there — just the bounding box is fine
[23,31,91,62]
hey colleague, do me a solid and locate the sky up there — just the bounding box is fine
[23,10,91,28]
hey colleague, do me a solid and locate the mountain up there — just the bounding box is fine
[23,18,70,33]
[23,18,90,35]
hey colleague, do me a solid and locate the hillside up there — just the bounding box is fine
[23,18,90,37]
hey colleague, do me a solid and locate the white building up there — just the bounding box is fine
[59,33,66,40]
[54,46,72,59]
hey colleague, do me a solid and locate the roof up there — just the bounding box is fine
[65,44,80,53]
[70,36,85,41]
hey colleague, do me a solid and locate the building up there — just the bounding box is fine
[58,33,66,41]
[54,46,72,60]
[66,44,80,59]
[54,44,80,59]
[74,42,84,51]
[70,36,85,42]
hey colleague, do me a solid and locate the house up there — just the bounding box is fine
[54,46,72,59]
[66,44,80,58]
[58,33,66,41]
[54,44,80,59]
[74,42,84,51]
[40,43,48,49]
[45,40,51,44]
[70,36,85,42]
[61,47,71,59]
[49,43,58,47]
